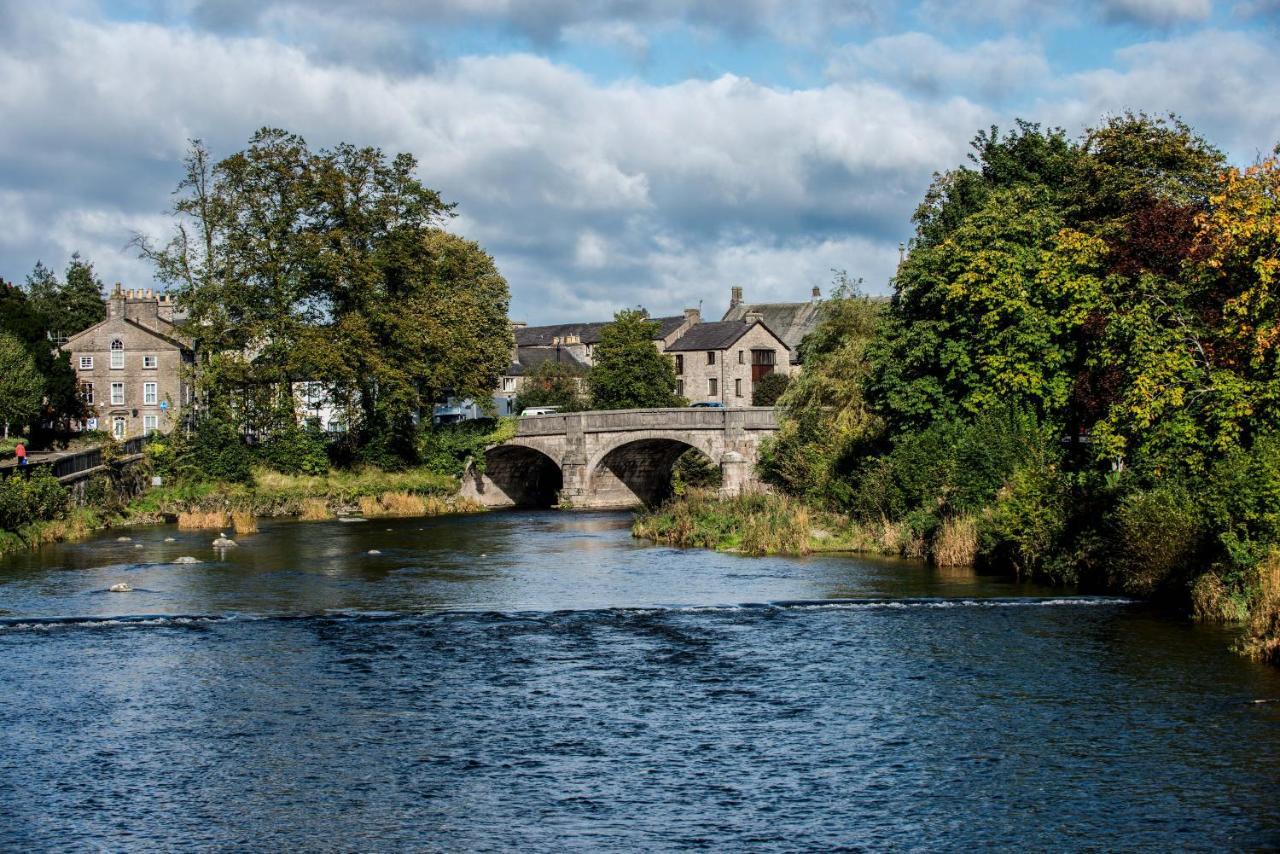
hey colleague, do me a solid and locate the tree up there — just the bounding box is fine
[60,254,106,336]
[137,129,511,462]
[751,372,791,406]
[0,332,42,438]
[1,280,81,437]
[588,309,681,410]
[517,359,586,412]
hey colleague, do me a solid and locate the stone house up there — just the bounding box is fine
[665,314,792,406]
[495,310,701,414]
[61,286,193,439]
[720,285,825,365]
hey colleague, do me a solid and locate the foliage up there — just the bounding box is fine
[751,371,790,406]
[588,309,682,410]
[671,449,722,496]
[0,332,43,437]
[178,418,256,484]
[260,425,330,476]
[418,417,516,478]
[0,280,82,436]
[137,129,511,460]
[760,273,883,505]
[24,254,107,339]
[517,359,586,412]
[1110,486,1203,597]
[0,469,68,532]
[976,461,1069,580]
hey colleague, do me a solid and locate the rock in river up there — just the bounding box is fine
[108,583,132,593]
[172,556,202,564]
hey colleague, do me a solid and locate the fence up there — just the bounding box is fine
[2,436,152,482]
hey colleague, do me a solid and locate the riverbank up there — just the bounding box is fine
[0,464,475,558]
[632,489,977,563]
[633,490,1280,665]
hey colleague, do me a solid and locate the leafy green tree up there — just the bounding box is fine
[0,281,80,437]
[60,254,107,336]
[588,309,681,410]
[0,332,43,438]
[517,359,586,412]
[137,129,511,462]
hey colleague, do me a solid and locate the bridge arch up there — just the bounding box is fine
[586,434,719,509]
[465,443,563,508]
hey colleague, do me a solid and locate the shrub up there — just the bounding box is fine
[1205,433,1280,575]
[181,418,255,484]
[1110,486,1203,597]
[933,514,978,567]
[671,449,722,496]
[0,469,68,531]
[260,425,329,476]
[751,372,791,406]
[418,417,516,478]
[978,462,1069,580]
[1242,554,1280,663]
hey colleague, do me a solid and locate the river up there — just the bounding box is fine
[2,511,1279,850]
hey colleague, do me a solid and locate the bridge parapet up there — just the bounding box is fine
[516,407,778,437]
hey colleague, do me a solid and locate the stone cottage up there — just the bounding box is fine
[665,314,792,405]
[61,285,193,439]
[720,285,825,365]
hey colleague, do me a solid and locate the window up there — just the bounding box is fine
[144,382,157,405]
[708,378,718,396]
[674,354,684,375]
[80,382,94,405]
[143,355,157,369]
[110,339,124,369]
[735,378,743,397]
[738,350,744,365]
[707,351,716,366]
[111,382,124,405]
[751,349,777,381]
[143,415,158,435]
[502,377,516,392]
[676,380,684,397]
[112,417,126,439]
[79,355,93,370]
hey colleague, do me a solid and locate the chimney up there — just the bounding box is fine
[683,307,700,325]
[811,285,821,300]
[745,309,764,325]
[107,283,125,319]
[730,286,743,308]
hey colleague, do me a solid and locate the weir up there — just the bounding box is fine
[461,407,779,509]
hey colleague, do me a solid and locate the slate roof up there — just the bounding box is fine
[505,346,590,376]
[514,315,686,347]
[721,301,825,362]
[666,320,790,353]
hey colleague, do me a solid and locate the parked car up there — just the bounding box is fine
[690,401,725,408]
[521,406,562,416]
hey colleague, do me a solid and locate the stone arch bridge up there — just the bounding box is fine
[461,407,779,509]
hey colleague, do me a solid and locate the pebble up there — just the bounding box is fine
[108,583,132,593]
[172,556,202,564]
[212,535,238,548]
[134,544,144,549]
[368,549,382,555]
[116,536,131,543]
[163,537,176,543]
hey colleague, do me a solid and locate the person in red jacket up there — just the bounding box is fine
[14,442,27,466]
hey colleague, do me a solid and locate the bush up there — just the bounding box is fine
[183,418,255,484]
[1205,433,1280,575]
[1110,486,1203,597]
[261,425,329,476]
[671,449,722,496]
[0,469,68,531]
[418,417,516,478]
[752,372,791,406]
[977,462,1069,580]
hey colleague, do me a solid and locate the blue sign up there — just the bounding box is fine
[160,401,169,411]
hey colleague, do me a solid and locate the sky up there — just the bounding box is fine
[1,1,1277,323]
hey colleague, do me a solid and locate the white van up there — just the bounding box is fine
[520,406,562,416]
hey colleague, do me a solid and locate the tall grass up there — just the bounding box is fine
[231,510,258,534]
[932,514,978,567]
[178,510,229,529]
[299,498,333,521]
[1243,554,1280,664]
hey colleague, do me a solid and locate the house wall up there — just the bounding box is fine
[64,293,189,439]
[673,323,792,406]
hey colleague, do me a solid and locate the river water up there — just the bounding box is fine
[2,511,1279,850]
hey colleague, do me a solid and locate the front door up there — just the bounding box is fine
[112,417,127,439]
[751,349,776,381]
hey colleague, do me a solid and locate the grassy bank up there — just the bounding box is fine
[0,464,475,558]
[632,489,977,562]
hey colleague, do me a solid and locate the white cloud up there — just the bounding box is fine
[0,6,984,322]
[829,33,1049,101]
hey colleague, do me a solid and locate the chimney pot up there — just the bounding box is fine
[683,307,700,324]
[812,286,821,300]
[730,286,743,308]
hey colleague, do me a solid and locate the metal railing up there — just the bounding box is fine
[3,435,152,481]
